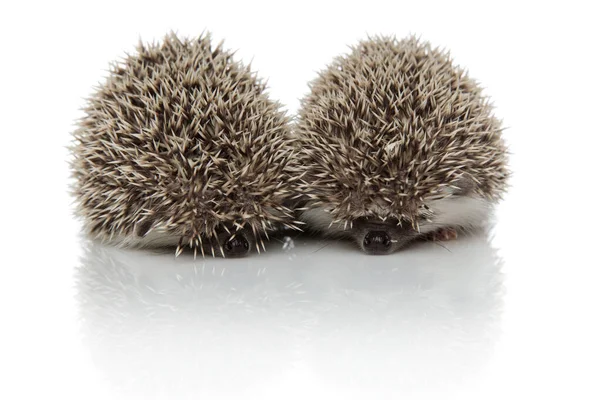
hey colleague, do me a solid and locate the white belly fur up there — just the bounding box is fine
[301,195,493,235]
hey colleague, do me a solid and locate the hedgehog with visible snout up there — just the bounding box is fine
[71,32,300,258]
[295,36,509,255]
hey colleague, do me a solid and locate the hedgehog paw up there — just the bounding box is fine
[431,227,458,241]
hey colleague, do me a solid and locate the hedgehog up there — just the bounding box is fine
[294,36,509,255]
[71,32,300,258]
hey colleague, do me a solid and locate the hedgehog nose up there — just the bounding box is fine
[224,235,250,257]
[363,231,392,254]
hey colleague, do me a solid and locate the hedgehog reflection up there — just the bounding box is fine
[75,235,504,397]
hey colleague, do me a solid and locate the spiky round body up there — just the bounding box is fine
[295,36,509,254]
[71,33,299,257]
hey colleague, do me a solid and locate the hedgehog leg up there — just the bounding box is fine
[430,227,458,241]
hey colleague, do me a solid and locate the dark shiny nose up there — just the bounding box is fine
[363,231,392,254]
[223,235,250,257]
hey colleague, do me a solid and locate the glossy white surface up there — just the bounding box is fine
[76,235,503,399]
[1,1,599,399]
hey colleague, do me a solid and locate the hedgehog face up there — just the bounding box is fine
[301,192,493,255]
[132,220,255,258]
[353,194,491,254]
[195,227,254,258]
[300,208,421,255]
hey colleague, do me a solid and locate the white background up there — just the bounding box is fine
[1,1,599,399]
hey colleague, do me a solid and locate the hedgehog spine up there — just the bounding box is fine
[71,32,300,257]
[294,35,508,254]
